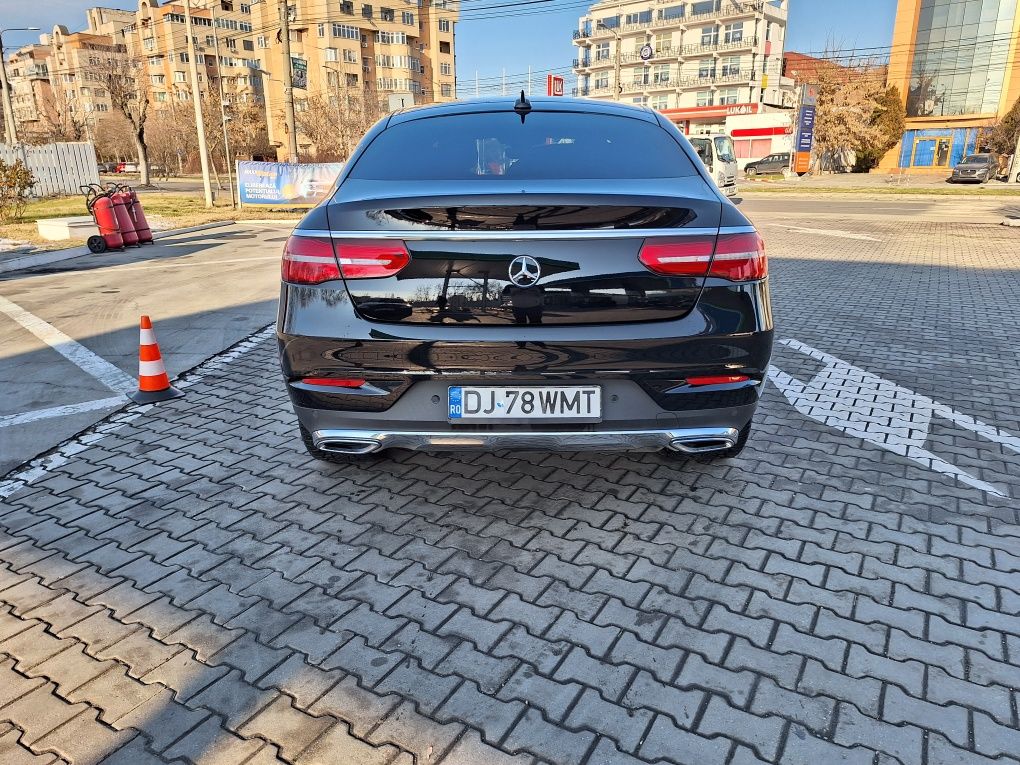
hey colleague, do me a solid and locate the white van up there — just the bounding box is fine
[690,134,738,197]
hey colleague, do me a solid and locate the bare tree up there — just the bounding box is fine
[811,57,887,173]
[295,75,381,162]
[93,55,152,185]
[227,95,272,160]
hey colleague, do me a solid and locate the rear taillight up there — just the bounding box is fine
[637,237,715,276]
[334,240,410,279]
[638,231,766,281]
[708,232,767,281]
[282,235,341,284]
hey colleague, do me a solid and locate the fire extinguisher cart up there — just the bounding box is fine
[81,185,125,254]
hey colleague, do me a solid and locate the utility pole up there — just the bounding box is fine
[183,0,214,207]
[279,0,299,163]
[207,0,236,207]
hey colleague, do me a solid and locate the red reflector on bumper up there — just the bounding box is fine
[301,377,367,388]
[686,375,750,386]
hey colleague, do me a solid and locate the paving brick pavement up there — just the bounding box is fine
[0,219,1019,764]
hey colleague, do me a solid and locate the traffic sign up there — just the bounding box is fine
[547,75,564,96]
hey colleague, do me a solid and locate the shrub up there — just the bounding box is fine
[0,159,36,222]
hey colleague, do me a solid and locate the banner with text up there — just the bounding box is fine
[236,161,343,206]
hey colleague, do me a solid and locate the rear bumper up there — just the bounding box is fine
[310,425,741,454]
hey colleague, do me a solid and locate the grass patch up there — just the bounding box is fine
[740,182,1020,196]
[1,191,302,253]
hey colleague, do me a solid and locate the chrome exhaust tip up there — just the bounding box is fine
[316,439,381,455]
[668,430,738,454]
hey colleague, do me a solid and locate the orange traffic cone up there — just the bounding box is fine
[128,315,184,403]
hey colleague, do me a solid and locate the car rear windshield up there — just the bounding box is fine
[961,155,990,164]
[348,111,699,181]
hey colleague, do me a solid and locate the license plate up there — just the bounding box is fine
[449,386,602,421]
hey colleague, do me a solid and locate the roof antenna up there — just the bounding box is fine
[514,89,532,123]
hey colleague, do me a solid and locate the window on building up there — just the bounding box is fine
[691,0,721,14]
[179,52,190,63]
[720,56,741,76]
[598,15,619,29]
[723,22,743,44]
[242,39,254,51]
[439,18,450,32]
[178,90,191,101]
[441,83,452,96]
[241,3,251,12]
[362,4,373,18]
[343,49,357,63]
[402,11,414,25]
[698,59,716,78]
[151,74,165,84]
[652,63,670,83]
[719,87,739,104]
[143,37,155,51]
[439,41,451,53]
[257,35,268,48]
[650,94,669,110]
[318,23,326,37]
[595,41,610,61]
[381,7,394,21]
[696,90,713,106]
[155,91,167,102]
[174,71,187,82]
[594,72,609,88]
[440,62,452,75]
[700,26,718,46]
[148,55,162,65]
[334,24,359,39]
[325,47,338,61]
[625,10,652,25]
[658,5,685,21]
[340,1,354,13]
[653,32,671,53]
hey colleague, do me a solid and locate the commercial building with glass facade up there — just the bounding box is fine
[881,0,1020,172]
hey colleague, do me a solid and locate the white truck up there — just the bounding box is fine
[690,134,738,197]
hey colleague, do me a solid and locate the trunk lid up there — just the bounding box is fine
[327,179,722,327]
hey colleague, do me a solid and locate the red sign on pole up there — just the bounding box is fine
[547,74,564,97]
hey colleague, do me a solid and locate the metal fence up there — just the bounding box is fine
[0,142,100,197]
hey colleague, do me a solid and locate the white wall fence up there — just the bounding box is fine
[0,142,100,197]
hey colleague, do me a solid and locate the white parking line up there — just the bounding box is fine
[106,255,281,271]
[771,225,880,241]
[0,396,124,430]
[0,294,134,394]
[770,339,1019,498]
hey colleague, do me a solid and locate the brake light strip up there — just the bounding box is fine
[288,226,757,241]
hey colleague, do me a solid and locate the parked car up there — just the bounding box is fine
[949,153,999,183]
[98,161,119,174]
[115,161,139,173]
[277,96,773,463]
[744,153,791,176]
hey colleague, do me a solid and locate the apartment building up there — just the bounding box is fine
[122,1,262,113]
[5,43,56,139]
[880,0,1020,172]
[249,0,458,158]
[572,0,791,133]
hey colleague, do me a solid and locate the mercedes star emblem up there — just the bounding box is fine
[508,255,541,287]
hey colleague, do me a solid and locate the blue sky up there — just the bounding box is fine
[4,0,899,96]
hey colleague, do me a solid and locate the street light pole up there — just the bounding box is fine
[0,27,40,144]
[183,0,214,208]
[279,0,299,163]
[596,21,622,101]
[207,0,237,207]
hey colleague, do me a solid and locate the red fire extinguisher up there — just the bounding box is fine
[118,184,153,244]
[107,183,140,247]
[82,185,124,253]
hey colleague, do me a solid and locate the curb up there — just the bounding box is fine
[0,220,235,275]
